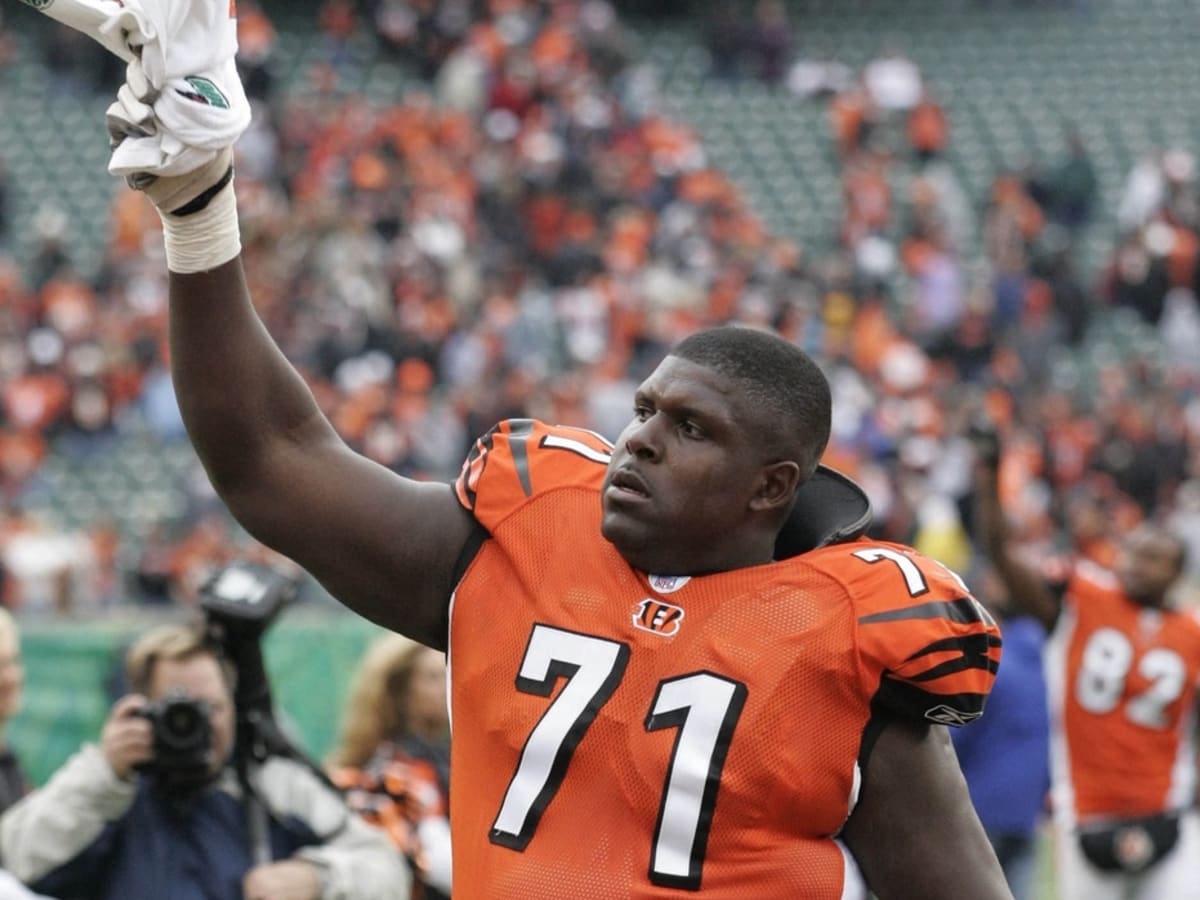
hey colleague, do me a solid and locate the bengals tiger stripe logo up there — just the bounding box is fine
[632,598,685,637]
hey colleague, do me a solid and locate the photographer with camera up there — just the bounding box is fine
[0,617,409,900]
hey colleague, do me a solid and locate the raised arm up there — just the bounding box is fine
[970,426,1060,631]
[97,45,480,647]
[168,259,476,647]
[840,718,1014,900]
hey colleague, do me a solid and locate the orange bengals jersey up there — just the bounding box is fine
[450,419,1002,898]
[1047,562,1200,821]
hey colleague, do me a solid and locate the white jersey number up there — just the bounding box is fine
[490,624,747,890]
[1075,627,1187,729]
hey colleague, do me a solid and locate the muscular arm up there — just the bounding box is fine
[168,259,477,646]
[841,718,1013,900]
[973,461,1060,631]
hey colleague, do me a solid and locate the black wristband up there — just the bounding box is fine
[170,165,235,217]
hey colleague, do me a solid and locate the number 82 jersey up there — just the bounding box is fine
[449,420,1002,898]
[1050,562,1200,822]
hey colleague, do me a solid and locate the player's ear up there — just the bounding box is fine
[750,460,802,513]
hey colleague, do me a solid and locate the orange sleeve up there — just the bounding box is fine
[453,418,612,532]
[821,542,1003,726]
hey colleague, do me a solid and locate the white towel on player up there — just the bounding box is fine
[101,0,250,178]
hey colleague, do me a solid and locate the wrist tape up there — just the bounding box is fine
[159,178,241,274]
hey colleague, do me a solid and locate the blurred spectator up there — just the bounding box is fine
[1010,279,1063,386]
[786,50,854,100]
[1118,149,1167,233]
[1161,148,1199,229]
[0,511,96,616]
[951,573,1050,900]
[0,8,14,70]
[1043,130,1099,235]
[908,89,949,165]
[1168,480,1200,582]
[236,0,277,102]
[1092,395,1188,515]
[841,149,892,250]
[1103,229,1172,325]
[1040,239,1091,346]
[1159,287,1200,372]
[40,23,122,97]
[328,634,451,900]
[371,0,420,62]
[902,225,967,358]
[24,208,73,294]
[703,5,746,82]
[0,158,9,250]
[318,0,360,68]
[0,607,26,815]
[747,0,794,85]
[863,44,923,113]
[828,82,879,160]
[984,173,1044,328]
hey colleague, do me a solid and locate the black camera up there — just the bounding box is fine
[135,689,214,780]
[200,562,297,646]
[197,562,304,772]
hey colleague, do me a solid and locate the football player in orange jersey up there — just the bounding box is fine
[973,426,1200,900]
[110,99,1013,896]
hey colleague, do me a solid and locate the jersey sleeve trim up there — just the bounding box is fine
[822,546,1003,728]
[900,633,1003,682]
[455,419,537,512]
[858,596,996,628]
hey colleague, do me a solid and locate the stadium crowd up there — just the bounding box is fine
[0,0,1196,614]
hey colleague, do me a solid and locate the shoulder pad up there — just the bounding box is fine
[454,419,612,531]
[774,465,872,559]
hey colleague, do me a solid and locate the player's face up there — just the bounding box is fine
[149,654,236,773]
[602,356,773,575]
[1117,528,1181,607]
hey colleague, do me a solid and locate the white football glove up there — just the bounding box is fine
[105,58,234,217]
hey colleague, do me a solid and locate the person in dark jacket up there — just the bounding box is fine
[951,581,1050,900]
[0,622,408,900]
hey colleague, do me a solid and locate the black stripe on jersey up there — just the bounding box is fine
[874,676,989,725]
[507,419,536,497]
[905,633,1002,679]
[459,426,498,510]
[857,596,989,627]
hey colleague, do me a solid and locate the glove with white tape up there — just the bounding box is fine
[106,58,240,272]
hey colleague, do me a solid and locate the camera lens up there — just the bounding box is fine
[153,695,212,758]
[162,704,201,745]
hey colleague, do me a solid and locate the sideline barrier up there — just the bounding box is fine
[9,611,384,786]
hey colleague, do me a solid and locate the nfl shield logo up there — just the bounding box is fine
[647,574,690,594]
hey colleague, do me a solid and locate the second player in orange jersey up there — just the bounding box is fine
[975,435,1200,900]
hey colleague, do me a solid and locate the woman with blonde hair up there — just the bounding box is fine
[0,607,27,816]
[329,633,451,899]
